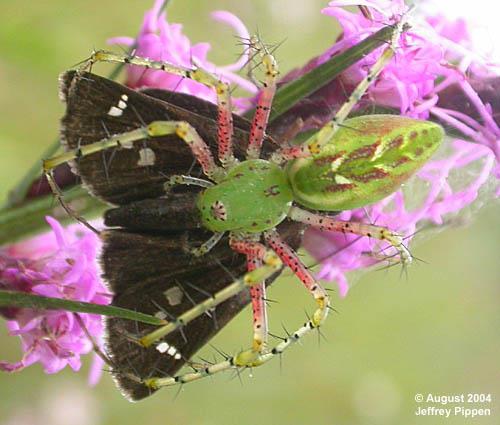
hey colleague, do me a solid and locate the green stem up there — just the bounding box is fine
[0,290,166,325]
[0,188,106,245]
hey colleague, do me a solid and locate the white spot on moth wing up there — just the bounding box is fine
[137,147,156,167]
[156,341,182,358]
[156,342,169,353]
[154,311,167,320]
[107,106,123,117]
[163,286,184,306]
[108,94,128,116]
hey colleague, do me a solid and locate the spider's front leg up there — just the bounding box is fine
[43,120,226,228]
[270,17,407,164]
[246,42,279,160]
[82,50,238,168]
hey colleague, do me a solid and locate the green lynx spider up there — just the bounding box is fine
[43,17,443,390]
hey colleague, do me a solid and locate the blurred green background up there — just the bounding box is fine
[0,1,498,424]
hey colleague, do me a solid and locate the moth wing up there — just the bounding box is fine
[102,192,303,400]
[60,72,277,205]
[102,227,247,400]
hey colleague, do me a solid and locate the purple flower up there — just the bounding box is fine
[302,1,499,296]
[108,0,257,111]
[0,217,109,384]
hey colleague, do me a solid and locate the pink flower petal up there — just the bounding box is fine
[1,217,109,384]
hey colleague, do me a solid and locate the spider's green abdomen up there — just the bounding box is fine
[287,115,444,211]
[198,159,293,233]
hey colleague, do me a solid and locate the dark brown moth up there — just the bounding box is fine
[59,71,304,400]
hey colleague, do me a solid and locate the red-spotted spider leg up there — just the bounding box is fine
[288,206,411,265]
[144,231,332,390]
[215,77,235,168]
[229,236,269,355]
[82,50,236,168]
[43,121,227,219]
[248,255,268,351]
[246,46,279,159]
[44,49,243,227]
[263,229,330,328]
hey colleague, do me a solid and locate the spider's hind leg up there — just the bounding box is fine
[229,234,270,356]
[136,248,282,349]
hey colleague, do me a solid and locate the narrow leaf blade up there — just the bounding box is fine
[0,290,166,325]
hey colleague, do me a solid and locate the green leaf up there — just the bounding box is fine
[0,290,166,326]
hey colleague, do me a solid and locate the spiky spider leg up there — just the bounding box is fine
[144,306,322,389]
[270,17,407,163]
[248,255,268,351]
[44,170,100,234]
[44,49,253,226]
[144,231,331,390]
[145,301,333,389]
[138,250,282,348]
[43,120,226,229]
[229,235,269,355]
[163,175,214,194]
[144,223,333,389]
[288,206,412,265]
[246,43,279,159]
[263,229,330,327]
[83,50,236,167]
